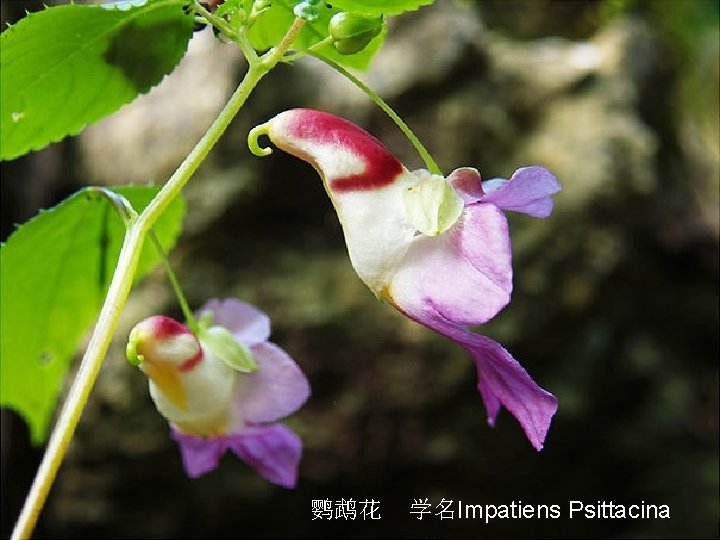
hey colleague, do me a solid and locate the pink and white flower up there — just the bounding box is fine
[253,109,561,450]
[126,298,309,487]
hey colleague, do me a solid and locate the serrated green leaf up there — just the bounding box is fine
[326,0,434,17]
[0,186,185,443]
[0,0,194,161]
[247,0,385,70]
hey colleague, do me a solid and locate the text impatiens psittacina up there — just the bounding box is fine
[251,108,561,451]
[126,298,309,487]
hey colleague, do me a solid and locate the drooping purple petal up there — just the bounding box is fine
[171,428,227,478]
[482,166,561,218]
[171,424,303,487]
[199,298,271,347]
[389,203,512,326]
[477,375,502,428]
[230,342,310,425]
[466,334,557,450]
[227,424,302,489]
[393,305,557,451]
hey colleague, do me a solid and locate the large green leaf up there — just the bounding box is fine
[0,0,194,161]
[327,0,434,17]
[0,186,185,443]
[247,0,385,70]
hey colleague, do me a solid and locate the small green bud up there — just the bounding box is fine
[199,325,257,373]
[329,12,383,55]
[403,174,464,236]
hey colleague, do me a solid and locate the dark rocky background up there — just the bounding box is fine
[1,1,718,538]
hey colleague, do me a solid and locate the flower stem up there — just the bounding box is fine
[11,17,306,540]
[311,53,443,176]
[148,230,198,333]
[10,225,143,540]
[192,1,237,39]
[85,187,198,331]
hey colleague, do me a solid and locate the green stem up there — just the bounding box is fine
[11,17,306,540]
[191,1,259,62]
[192,1,238,41]
[281,35,333,62]
[10,225,144,540]
[86,187,197,331]
[148,230,198,332]
[311,53,443,176]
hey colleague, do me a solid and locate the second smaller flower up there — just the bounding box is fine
[127,298,309,488]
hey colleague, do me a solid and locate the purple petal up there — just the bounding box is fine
[467,334,557,450]
[198,298,270,346]
[171,428,227,478]
[476,375,501,428]
[453,203,514,303]
[482,166,561,218]
[226,424,302,489]
[388,303,557,451]
[431,312,552,450]
[389,203,512,326]
[447,167,484,203]
[230,342,310,425]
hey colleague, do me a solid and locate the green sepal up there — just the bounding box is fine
[403,174,464,236]
[198,325,257,373]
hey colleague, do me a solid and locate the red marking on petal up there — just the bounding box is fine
[150,316,192,339]
[284,109,403,193]
[178,348,203,372]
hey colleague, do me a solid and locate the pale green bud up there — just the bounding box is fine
[329,12,383,55]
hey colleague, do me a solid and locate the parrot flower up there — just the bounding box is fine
[126,298,309,487]
[249,109,561,450]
